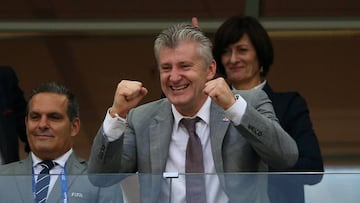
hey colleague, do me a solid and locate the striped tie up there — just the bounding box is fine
[35,160,56,203]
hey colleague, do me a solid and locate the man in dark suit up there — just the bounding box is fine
[0,66,29,164]
[0,82,123,203]
[88,23,298,203]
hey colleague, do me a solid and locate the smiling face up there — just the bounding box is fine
[221,34,262,90]
[26,92,80,160]
[159,40,216,116]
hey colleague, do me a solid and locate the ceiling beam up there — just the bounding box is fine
[0,18,359,34]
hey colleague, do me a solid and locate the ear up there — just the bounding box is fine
[206,59,217,80]
[70,118,81,137]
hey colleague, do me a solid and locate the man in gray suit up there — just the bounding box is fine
[88,23,298,203]
[0,82,123,203]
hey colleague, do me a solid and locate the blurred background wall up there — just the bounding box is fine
[0,0,359,167]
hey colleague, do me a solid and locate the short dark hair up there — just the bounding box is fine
[27,82,79,122]
[213,16,274,78]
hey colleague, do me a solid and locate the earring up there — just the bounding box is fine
[260,66,264,73]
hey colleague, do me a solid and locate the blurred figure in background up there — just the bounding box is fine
[0,66,29,165]
[212,16,324,203]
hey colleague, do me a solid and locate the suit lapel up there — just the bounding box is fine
[148,101,173,201]
[47,153,87,203]
[209,102,231,192]
[149,102,173,173]
[209,102,230,173]
[14,156,34,202]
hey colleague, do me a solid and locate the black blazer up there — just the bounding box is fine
[263,82,324,203]
[0,66,29,164]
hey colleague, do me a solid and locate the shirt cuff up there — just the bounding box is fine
[103,108,126,142]
[225,96,247,126]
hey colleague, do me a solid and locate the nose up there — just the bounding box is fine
[230,51,239,64]
[169,68,182,82]
[38,116,49,129]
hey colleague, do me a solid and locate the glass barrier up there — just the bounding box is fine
[0,170,359,203]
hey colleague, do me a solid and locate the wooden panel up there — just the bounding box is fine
[1,0,360,20]
[0,0,245,19]
[0,34,161,158]
[261,0,360,17]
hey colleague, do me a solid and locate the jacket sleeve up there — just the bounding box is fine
[235,89,299,169]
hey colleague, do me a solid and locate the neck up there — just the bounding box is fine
[33,148,72,161]
[175,96,208,117]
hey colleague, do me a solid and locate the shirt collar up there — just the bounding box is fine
[31,148,73,168]
[172,96,211,131]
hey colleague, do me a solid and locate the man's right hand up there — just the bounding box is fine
[110,80,148,118]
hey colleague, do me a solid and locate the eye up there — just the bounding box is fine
[222,49,231,56]
[237,47,248,53]
[160,65,171,72]
[48,113,64,121]
[181,64,191,69]
[178,61,193,70]
[28,113,40,121]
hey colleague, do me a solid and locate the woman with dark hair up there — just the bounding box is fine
[213,16,324,203]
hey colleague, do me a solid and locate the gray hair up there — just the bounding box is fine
[154,23,214,67]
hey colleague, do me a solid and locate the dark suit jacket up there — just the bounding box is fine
[0,66,29,164]
[89,90,299,203]
[0,153,123,203]
[263,82,324,203]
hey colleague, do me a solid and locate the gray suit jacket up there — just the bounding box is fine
[89,90,298,203]
[0,153,123,203]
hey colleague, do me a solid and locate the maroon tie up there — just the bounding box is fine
[182,117,206,203]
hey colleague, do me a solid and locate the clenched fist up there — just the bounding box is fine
[203,77,236,110]
[110,80,148,118]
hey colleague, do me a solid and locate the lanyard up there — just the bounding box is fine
[32,167,68,203]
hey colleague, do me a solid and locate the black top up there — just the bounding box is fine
[263,82,323,203]
[0,66,29,164]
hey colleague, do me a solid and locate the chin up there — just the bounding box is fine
[168,97,188,106]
